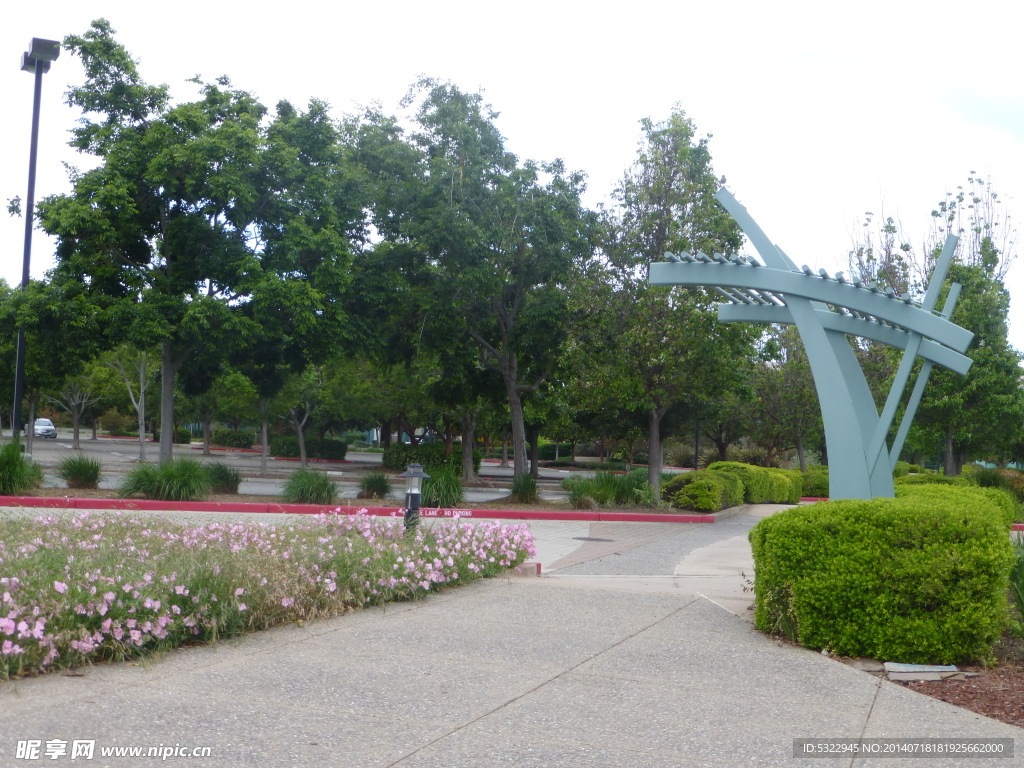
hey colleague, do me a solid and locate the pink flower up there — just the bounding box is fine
[238,603,247,611]
[53,581,67,594]
[281,597,294,608]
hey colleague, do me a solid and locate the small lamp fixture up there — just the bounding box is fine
[398,463,430,533]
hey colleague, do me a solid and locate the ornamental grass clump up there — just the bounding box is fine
[119,458,211,502]
[0,511,536,678]
[204,463,242,494]
[0,441,42,496]
[561,468,655,507]
[422,470,464,507]
[508,474,539,504]
[357,472,391,500]
[282,469,337,505]
[57,454,103,489]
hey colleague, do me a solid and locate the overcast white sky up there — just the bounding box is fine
[4,1,1024,346]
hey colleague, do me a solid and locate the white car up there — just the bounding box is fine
[31,418,57,438]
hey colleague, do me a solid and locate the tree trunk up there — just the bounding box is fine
[943,428,955,476]
[461,411,478,484]
[506,382,529,479]
[25,397,36,456]
[570,441,577,461]
[71,408,81,450]
[91,417,97,441]
[258,398,270,476]
[796,437,807,472]
[526,424,542,479]
[694,417,701,470]
[291,407,309,468]
[500,437,509,468]
[647,405,670,503]
[202,415,212,456]
[137,365,147,463]
[380,419,392,450]
[159,340,179,466]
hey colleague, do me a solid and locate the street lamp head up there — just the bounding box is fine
[399,463,431,496]
[21,38,60,73]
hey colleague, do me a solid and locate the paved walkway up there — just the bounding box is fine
[0,505,1019,767]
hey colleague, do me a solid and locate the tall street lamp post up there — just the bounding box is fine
[12,37,60,437]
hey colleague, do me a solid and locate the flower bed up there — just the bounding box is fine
[0,511,535,678]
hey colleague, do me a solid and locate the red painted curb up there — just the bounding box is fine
[1013,523,1023,532]
[0,496,714,523]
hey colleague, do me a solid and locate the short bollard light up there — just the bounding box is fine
[399,463,430,533]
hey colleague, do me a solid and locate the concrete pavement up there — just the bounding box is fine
[0,504,1019,766]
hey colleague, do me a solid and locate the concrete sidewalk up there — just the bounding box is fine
[0,506,1019,767]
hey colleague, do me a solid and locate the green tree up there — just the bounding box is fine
[744,326,822,470]
[357,81,596,479]
[572,108,755,499]
[40,21,361,467]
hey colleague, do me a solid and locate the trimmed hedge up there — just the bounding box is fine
[894,474,966,487]
[211,429,257,449]
[706,462,801,504]
[537,443,573,461]
[802,469,829,497]
[749,484,1016,664]
[381,443,482,476]
[662,470,744,512]
[154,428,193,445]
[270,436,348,461]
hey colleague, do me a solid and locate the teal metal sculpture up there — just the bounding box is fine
[650,189,973,500]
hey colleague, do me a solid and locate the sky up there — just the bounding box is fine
[3,1,1024,347]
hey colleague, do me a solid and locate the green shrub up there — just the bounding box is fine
[0,441,38,495]
[561,468,653,507]
[893,460,911,478]
[735,447,779,468]
[422,470,464,507]
[970,466,1011,491]
[896,483,1020,525]
[57,454,103,489]
[706,461,774,503]
[282,470,337,505]
[119,458,211,501]
[358,472,391,500]
[509,474,539,503]
[270,436,348,461]
[98,408,131,436]
[663,469,744,512]
[749,486,1016,664]
[894,473,966,487]
[204,463,242,494]
[381,443,480,475]
[341,430,370,448]
[537,443,573,461]
[675,479,728,511]
[154,428,193,444]
[802,469,829,497]
[211,429,257,449]
[999,469,1024,504]
[1010,535,1024,635]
